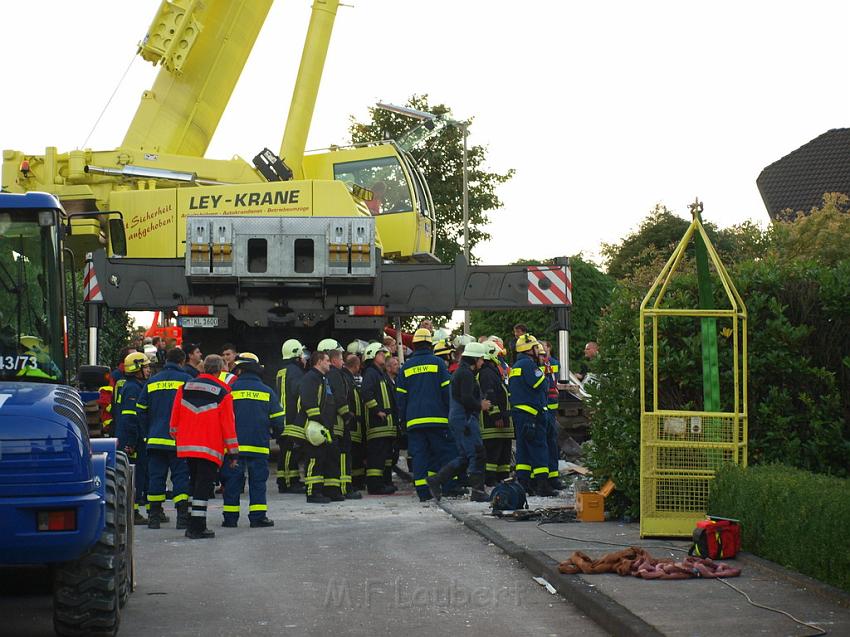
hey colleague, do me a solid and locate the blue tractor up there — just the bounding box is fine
[0,192,133,636]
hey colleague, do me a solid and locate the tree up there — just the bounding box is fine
[348,95,514,264]
[469,256,614,364]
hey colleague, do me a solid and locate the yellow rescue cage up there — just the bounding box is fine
[638,207,748,537]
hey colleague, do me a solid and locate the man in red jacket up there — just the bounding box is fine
[170,354,239,539]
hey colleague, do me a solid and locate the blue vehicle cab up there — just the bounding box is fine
[0,192,133,636]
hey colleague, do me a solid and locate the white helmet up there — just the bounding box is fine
[461,341,488,360]
[305,421,331,446]
[453,334,475,348]
[282,339,305,360]
[363,342,389,361]
[317,338,343,352]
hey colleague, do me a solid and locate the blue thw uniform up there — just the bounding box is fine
[541,356,562,486]
[396,348,455,500]
[275,359,305,490]
[222,371,284,524]
[478,359,513,484]
[508,353,549,489]
[115,376,148,514]
[136,362,192,521]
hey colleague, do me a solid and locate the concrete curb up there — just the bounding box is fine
[736,552,850,609]
[440,503,664,637]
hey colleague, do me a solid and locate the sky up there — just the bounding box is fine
[2,0,848,274]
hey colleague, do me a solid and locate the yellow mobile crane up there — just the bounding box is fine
[2,0,573,369]
[2,0,434,262]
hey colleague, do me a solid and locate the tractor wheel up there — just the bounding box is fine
[114,451,134,607]
[53,465,121,636]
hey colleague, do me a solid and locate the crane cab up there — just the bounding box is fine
[302,142,437,262]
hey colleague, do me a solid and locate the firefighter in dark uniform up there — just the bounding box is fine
[275,339,307,493]
[298,350,343,504]
[136,347,192,529]
[222,353,283,527]
[479,340,513,486]
[115,352,152,524]
[317,339,363,500]
[509,334,555,496]
[361,343,397,495]
[341,353,366,492]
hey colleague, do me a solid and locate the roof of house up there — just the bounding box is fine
[757,128,850,220]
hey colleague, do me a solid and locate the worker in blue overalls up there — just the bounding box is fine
[136,346,192,529]
[115,351,153,523]
[395,328,455,502]
[222,353,284,528]
[508,334,555,497]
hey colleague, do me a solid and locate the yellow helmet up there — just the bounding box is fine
[515,333,541,353]
[305,420,331,446]
[124,352,150,373]
[412,328,433,344]
[233,352,260,367]
[433,339,454,357]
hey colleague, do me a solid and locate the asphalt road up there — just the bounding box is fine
[1,477,605,637]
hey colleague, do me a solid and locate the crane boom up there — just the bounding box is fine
[279,0,340,178]
[122,0,273,156]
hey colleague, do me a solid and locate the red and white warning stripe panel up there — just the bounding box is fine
[83,253,104,302]
[527,265,571,306]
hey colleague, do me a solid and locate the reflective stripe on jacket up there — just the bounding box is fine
[232,372,284,456]
[276,360,305,439]
[170,374,238,466]
[478,360,513,439]
[361,363,395,439]
[137,362,190,451]
[508,354,547,417]
[395,349,450,429]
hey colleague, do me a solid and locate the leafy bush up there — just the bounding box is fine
[709,463,850,592]
[586,202,850,519]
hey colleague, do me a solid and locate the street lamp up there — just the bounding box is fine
[375,103,472,334]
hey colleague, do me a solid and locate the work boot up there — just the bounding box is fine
[534,476,557,497]
[175,502,190,530]
[382,482,397,494]
[147,503,163,529]
[155,508,170,523]
[366,484,393,495]
[426,464,457,501]
[185,517,215,539]
[133,509,148,525]
[306,494,331,504]
[549,477,566,491]
[443,486,469,497]
[249,517,275,528]
[344,490,363,500]
[284,483,306,494]
[469,473,489,503]
[222,518,238,528]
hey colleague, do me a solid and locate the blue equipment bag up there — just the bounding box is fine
[489,480,528,512]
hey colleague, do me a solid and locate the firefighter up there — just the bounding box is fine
[115,351,152,524]
[509,334,555,496]
[275,339,307,493]
[427,342,491,502]
[341,353,366,491]
[170,355,239,539]
[395,328,455,502]
[317,339,362,499]
[540,341,565,491]
[136,347,192,530]
[479,340,513,485]
[297,350,343,504]
[361,343,397,495]
[222,353,283,527]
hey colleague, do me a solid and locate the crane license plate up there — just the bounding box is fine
[178,316,219,328]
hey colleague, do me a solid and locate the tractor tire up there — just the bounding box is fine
[114,451,134,608]
[53,464,121,636]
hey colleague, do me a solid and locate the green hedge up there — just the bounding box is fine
[708,463,850,592]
